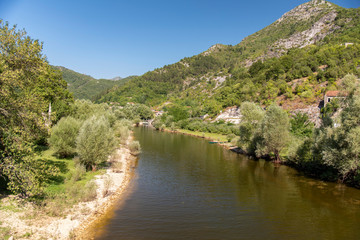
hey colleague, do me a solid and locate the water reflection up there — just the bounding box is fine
[94,127,360,240]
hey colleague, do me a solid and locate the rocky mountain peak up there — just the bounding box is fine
[277,0,333,23]
[203,44,225,56]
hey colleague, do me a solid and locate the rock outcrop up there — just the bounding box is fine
[214,106,242,124]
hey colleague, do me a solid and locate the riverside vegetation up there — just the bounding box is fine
[0,20,149,239]
[97,1,360,186]
[151,74,360,187]
[1,0,360,237]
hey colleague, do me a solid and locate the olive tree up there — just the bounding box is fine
[48,117,81,157]
[76,116,116,170]
[238,102,265,154]
[256,104,290,162]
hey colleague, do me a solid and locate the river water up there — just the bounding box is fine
[94,127,360,240]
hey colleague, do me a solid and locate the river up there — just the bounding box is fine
[93,127,360,240]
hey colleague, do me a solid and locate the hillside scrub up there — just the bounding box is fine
[96,1,360,114]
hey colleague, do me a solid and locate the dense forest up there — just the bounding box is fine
[55,66,136,101]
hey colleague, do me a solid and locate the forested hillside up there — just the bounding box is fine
[97,0,360,115]
[54,66,136,100]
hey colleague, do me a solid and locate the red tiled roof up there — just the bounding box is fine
[325,91,340,97]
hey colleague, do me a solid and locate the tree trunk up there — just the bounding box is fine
[274,149,281,163]
[92,164,97,171]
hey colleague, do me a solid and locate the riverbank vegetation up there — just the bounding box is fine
[0,21,146,205]
[154,74,360,187]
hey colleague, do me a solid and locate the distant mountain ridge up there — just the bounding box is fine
[53,66,135,100]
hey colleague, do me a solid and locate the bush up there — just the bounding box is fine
[80,181,98,202]
[66,162,86,182]
[227,133,236,142]
[102,175,113,197]
[48,117,81,158]
[231,136,240,146]
[129,141,141,156]
[112,161,123,173]
[76,116,116,170]
[114,122,130,144]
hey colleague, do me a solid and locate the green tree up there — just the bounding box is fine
[168,105,189,121]
[76,116,116,170]
[290,113,314,138]
[48,117,81,157]
[256,105,290,162]
[238,102,265,153]
[0,21,72,195]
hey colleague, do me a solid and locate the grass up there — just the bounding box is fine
[175,129,228,143]
[0,225,11,240]
[36,148,103,196]
[0,203,21,213]
[33,148,105,216]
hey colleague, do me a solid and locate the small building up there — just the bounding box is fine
[324,91,346,106]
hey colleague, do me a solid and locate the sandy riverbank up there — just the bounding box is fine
[0,138,136,240]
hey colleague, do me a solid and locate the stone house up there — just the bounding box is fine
[324,91,346,106]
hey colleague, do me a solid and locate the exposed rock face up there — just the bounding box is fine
[290,105,322,127]
[274,11,339,50]
[214,106,242,124]
[214,104,322,127]
[245,0,339,67]
[203,44,225,56]
[276,0,332,23]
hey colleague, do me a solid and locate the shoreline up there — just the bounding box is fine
[160,127,357,187]
[0,136,136,240]
[73,145,137,240]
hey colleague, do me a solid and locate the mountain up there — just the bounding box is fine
[54,66,136,100]
[111,76,123,81]
[97,0,360,115]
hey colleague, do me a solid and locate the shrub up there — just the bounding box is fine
[129,141,141,156]
[48,117,81,158]
[102,175,113,197]
[170,122,176,131]
[114,122,130,144]
[231,136,240,147]
[112,161,123,173]
[80,181,98,202]
[76,116,116,170]
[227,133,236,142]
[66,162,86,183]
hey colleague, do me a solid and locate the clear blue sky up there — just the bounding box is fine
[1,0,359,79]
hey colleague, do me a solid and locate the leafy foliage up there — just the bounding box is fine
[238,102,265,153]
[0,21,73,196]
[290,113,314,138]
[76,115,116,170]
[48,117,81,157]
[255,105,291,161]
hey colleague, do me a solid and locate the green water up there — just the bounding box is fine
[95,127,360,240]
